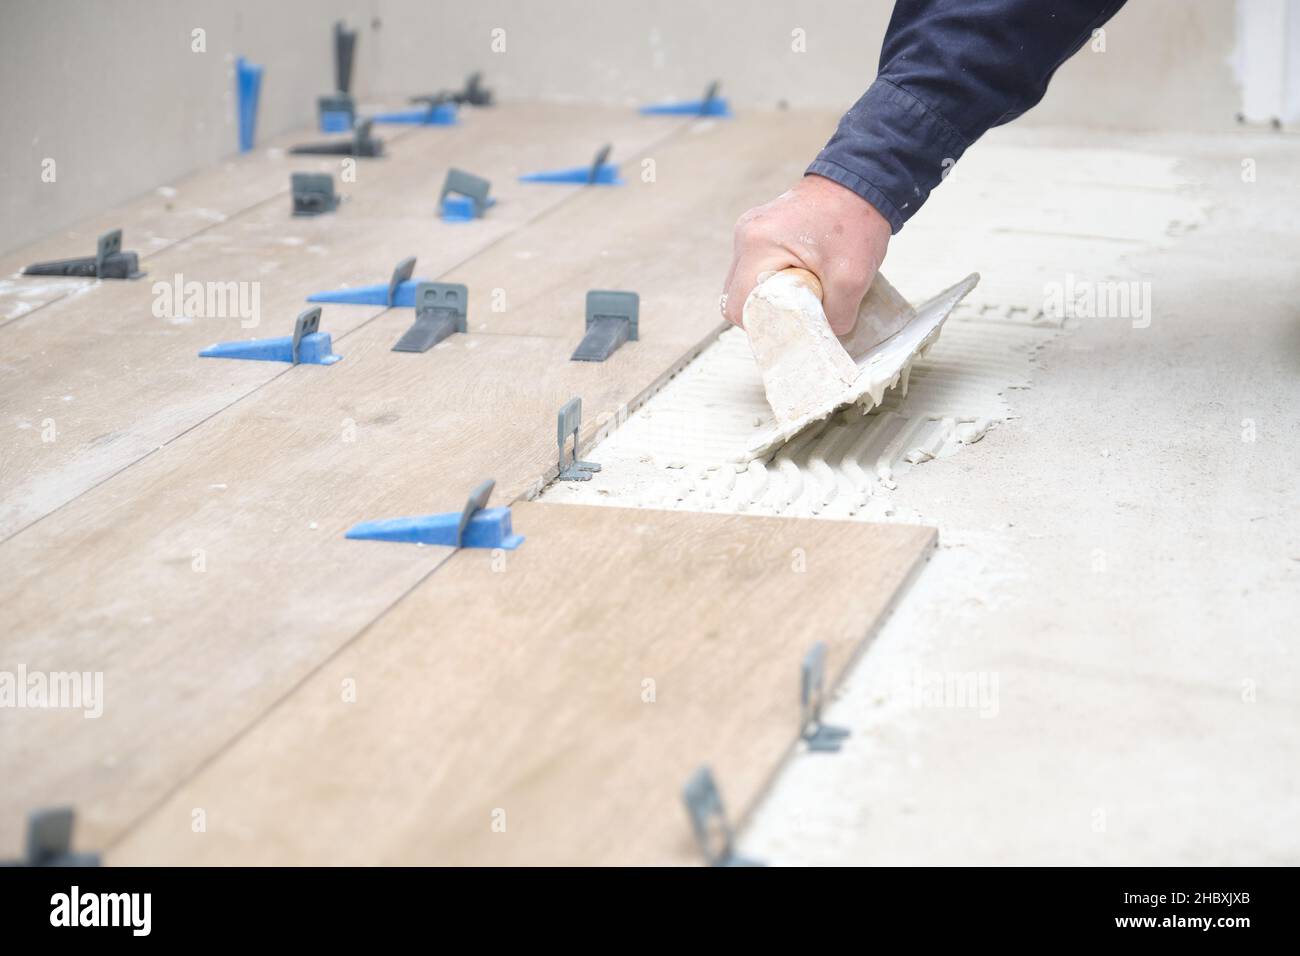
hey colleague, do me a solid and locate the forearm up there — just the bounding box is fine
[811,0,1128,232]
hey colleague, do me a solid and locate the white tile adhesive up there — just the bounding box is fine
[542,299,1060,521]
[540,140,1208,523]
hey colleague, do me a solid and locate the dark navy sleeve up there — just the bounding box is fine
[808,0,1128,231]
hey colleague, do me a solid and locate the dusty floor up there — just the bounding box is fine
[546,125,1300,864]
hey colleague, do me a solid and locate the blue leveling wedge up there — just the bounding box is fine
[345,479,524,550]
[520,143,622,185]
[318,93,355,132]
[441,193,496,221]
[373,99,458,125]
[640,80,732,117]
[199,307,341,366]
[236,57,263,152]
[307,256,424,307]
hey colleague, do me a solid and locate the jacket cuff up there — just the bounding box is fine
[807,77,970,233]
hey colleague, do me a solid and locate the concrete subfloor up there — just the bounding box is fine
[738,127,1300,865]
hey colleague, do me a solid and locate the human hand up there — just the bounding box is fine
[721,174,892,335]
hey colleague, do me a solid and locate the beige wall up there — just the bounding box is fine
[2,0,1242,256]
[0,0,378,255]
[372,0,1240,125]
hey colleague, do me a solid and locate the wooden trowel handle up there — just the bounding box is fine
[775,267,823,302]
[767,266,915,359]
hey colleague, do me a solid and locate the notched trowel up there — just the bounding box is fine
[743,268,980,458]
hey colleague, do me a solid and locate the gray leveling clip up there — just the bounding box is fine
[801,641,851,752]
[556,397,600,481]
[588,143,612,184]
[392,281,468,352]
[700,80,721,115]
[291,118,383,157]
[387,255,416,306]
[571,290,638,362]
[1,807,100,867]
[410,71,494,109]
[334,20,357,94]
[22,229,143,280]
[458,479,496,548]
[681,766,764,867]
[410,91,451,110]
[454,71,493,106]
[292,172,339,216]
[290,307,324,365]
[440,168,493,219]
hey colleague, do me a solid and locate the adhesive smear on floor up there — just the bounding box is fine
[0,276,96,322]
[540,142,1207,522]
